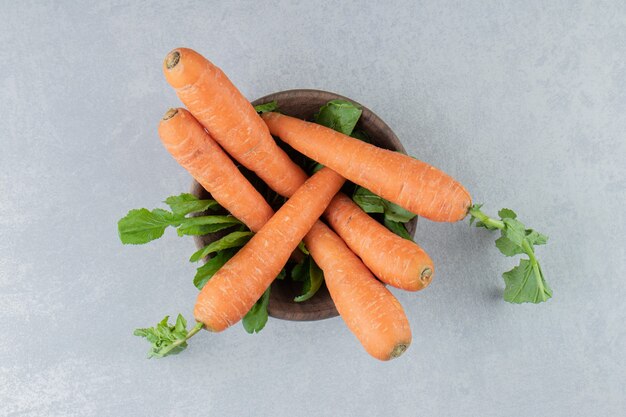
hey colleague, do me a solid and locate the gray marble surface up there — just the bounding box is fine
[1,1,624,416]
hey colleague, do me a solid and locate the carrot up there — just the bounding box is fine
[163,47,435,290]
[304,222,412,360]
[163,48,308,197]
[262,112,472,222]
[325,193,433,291]
[158,108,274,232]
[194,167,345,332]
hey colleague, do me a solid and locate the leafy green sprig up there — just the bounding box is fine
[133,314,203,358]
[117,193,240,244]
[290,255,324,302]
[253,100,279,114]
[119,193,276,357]
[352,187,415,240]
[469,204,552,304]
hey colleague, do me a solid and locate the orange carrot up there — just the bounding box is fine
[304,222,412,360]
[163,48,308,197]
[194,168,344,332]
[325,193,433,291]
[262,112,472,222]
[163,47,435,290]
[158,108,274,232]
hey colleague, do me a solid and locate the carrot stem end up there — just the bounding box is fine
[165,51,180,70]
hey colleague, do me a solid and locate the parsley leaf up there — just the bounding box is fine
[350,130,371,143]
[133,314,203,358]
[164,193,220,216]
[383,218,412,240]
[118,208,181,244]
[494,235,525,256]
[314,99,362,136]
[352,186,416,239]
[469,204,552,304]
[297,241,310,255]
[242,287,271,333]
[176,215,242,237]
[292,257,324,302]
[503,259,552,303]
[189,231,254,262]
[498,208,517,219]
[254,101,279,114]
[193,248,238,290]
[118,194,232,244]
[382,200,415,223]
[352,187,385,214]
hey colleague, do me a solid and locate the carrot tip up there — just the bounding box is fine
[420,267,433,285]
[162,108,178,121]
[165,51,180,70]
[390,343,409,359]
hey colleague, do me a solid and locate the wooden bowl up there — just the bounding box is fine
[190,89,416,321]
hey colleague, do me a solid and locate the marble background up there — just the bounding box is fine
[1,1,624,416]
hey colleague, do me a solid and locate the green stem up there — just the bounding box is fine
[521,239,546,296]
[468,206,505,230]
[158,321,204,356]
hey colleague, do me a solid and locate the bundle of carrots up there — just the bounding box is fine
[121,47,551,361]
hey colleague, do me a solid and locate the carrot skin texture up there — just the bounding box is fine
[304,222,412,360]
[194,168,345,332]
[163,48,309,197]
[158,108,274,232]
[325,193,434,291]
[262,112,472,222]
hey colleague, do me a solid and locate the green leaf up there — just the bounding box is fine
[254,101,279,114]
[494,235,525,256]
[526,229,548,246]
[164,193,220,216]
[383,201,416,223]
[275,268,286,280]
[193,248,238,290]
[297,241,310,255]
[314,99,362,135]
[133,327,159,343]
[174,314,187,333]
[498,208,517,219]
[133,315,202,358]
[291,258,308,282]
[383,218,413,240]
[503,259,552,304]
[242,287,271,333]
[118,208,181,245]
[468,204,552,304]
[311,162,325,174]
[176,215,242,236]
[502,218,526,246]
[294,257,324,302]
[353,186,416,222]
[189,231,254,262]
[352,187,385,214]
[350,130,370,143]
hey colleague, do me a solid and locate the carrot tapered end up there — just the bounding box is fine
[165,50,180,70]
[389,343,409,359]
[420,267,433,287]
[162,108,178,121]
[163,47,209,89]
